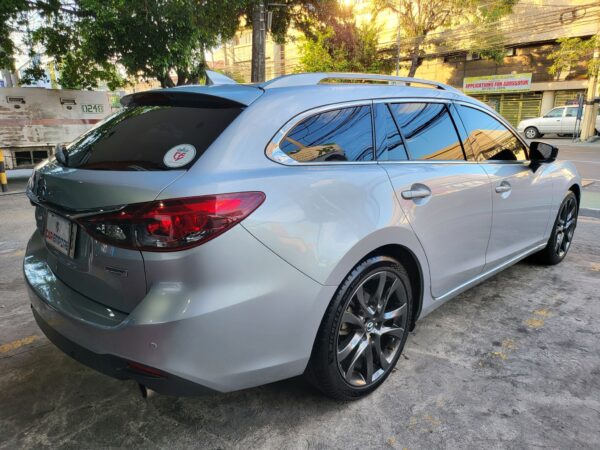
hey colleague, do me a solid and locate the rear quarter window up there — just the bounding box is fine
[279,105,374,162]
[65,105,243,170]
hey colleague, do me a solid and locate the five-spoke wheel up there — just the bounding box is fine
[337,271,408,386]
[533,191,578,265]
[554,194,577,258]
[306,256,412,400]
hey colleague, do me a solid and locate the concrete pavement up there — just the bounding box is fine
[1,193,599,449]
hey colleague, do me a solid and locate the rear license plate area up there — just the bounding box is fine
[44,211,77,258]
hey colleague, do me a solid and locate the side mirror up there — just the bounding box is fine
[530,141,558,171]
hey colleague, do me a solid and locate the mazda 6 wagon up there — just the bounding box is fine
[25,72,581,400]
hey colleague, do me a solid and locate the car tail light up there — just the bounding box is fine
[77,192,265,251]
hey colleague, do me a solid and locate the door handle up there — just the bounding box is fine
[401,187,431,200]
[495,182,511,194]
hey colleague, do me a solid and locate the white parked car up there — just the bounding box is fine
[517,106,600,139]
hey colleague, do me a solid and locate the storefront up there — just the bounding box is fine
[470,92,543,126]
[553,90,586,108]
[463,73,542,126]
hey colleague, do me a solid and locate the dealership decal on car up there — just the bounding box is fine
[164,144,196,168]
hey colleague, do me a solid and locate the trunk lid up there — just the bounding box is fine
[27,87,257,313]
[29,161,184,313]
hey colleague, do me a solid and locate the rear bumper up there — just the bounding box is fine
[31,305,212,396]
[25,226,336,394]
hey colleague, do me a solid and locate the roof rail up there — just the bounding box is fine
[261,72,462,93]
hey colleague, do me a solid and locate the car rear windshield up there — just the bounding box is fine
[63,103,243,171]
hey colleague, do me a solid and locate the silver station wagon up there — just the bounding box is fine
[25,72,581,400]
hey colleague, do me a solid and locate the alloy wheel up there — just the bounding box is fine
[555,196,577,258]
[336,270,408,387]
[525,128,537,139]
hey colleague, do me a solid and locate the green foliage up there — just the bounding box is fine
[548,36,599,80]
[2,0,342,88]
[2,0,249,88]
[298,24,391,73]
[0,0,29,70]
[296,2,392,74]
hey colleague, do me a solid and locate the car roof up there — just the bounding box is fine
[122,72,487,111]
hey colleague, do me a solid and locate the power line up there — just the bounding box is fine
[209,1,600,78]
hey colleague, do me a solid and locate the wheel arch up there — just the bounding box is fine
[569,183,581,207]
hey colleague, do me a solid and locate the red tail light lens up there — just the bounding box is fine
[78,192,265,251]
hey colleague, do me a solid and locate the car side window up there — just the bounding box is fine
[565,107,578,117]
[388,102,465,161]
[374,103,408,161]
[545,108,563,118]
[457,105,528,161]
[279,105,374,162]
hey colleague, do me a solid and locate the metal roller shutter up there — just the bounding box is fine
[554,90,586,107]
[470,92,542,126]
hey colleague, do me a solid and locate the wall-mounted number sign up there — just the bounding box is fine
[81,104,104,114]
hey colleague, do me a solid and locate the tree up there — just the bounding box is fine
[374,0,516,77]
[2,0,249,89]
[0,0,29,73]
[548,36,599,81]
[298,24,392,73]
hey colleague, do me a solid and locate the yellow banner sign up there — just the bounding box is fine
[463,73,532,94]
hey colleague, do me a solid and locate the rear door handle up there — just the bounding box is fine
[495,182,511,194]
[401,187,431,200]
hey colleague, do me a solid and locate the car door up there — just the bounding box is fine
[561,106,578,134]
[455,103,553,270]
[538,107,564,134]
[376,101,492,298]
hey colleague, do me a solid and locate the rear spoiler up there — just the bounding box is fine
[121,84,263,109]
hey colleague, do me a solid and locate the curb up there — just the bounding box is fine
[0,190,26,197]
[7,169,33,180]
[580,208,600,219]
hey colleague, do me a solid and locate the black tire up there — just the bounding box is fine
[533,191,578,265]
[305,256,412,400]
[524,126,540,139]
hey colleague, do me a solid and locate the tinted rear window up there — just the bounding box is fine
[279,105,374,162]
[64,105,243,170]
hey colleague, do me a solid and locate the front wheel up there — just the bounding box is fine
[305,256,412,400]
[533,191,578,265]
[524,127,540,139]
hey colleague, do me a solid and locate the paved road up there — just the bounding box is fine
[524,137,600,181]
[1,193,599,449]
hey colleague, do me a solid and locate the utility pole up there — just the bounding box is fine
[580,33,600,141]
[395,13,401,76]
[251,0,266,83]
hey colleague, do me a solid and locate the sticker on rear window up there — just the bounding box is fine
[163,144,196,168]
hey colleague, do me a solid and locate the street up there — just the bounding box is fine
[531,137,600,182]
[1,189,599,449]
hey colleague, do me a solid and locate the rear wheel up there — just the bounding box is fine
[533,191,578,265]
[306,256,412,400]
[524,127,540,139]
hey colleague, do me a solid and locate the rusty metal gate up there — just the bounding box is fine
[471,92,543,126]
